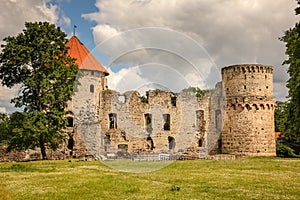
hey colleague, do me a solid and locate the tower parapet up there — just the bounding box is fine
[221,64,276,157]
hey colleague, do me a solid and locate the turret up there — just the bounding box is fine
[221,64,276,157]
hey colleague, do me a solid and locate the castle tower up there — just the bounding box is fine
[66,35,109,113]
[221,64,276,157]
[65,36,110,157]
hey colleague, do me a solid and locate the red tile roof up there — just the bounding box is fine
[275,132,281,140]
[66,36,109,76]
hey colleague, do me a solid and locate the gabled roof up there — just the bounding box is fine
[66,36,109,76]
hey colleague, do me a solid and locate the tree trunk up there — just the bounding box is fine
[39,134,47,160]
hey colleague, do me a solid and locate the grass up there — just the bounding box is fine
[0,157,299,200]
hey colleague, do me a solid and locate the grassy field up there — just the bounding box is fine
[0,157,299,200]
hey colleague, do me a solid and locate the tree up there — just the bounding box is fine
[181,87,210,99]
[273,101,298,157]
[279,0,300,156]
[0,22,78,159]
[0,113,9,144]
[274,101,288,133]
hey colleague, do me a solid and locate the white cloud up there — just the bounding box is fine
[92,25,120,44]
[84,0,299,101]
[0,0,59,39]
[0,86,20,113]
[0,0,69,112]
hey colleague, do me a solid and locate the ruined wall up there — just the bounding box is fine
[1,63,278,161]
[97,87,222,158]
[221,64,276,157]
[204,82,223,156]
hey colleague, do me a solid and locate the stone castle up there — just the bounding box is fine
[66,36,276,159]
[0,36,276,161]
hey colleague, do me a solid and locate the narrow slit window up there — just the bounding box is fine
[90,84,94,93]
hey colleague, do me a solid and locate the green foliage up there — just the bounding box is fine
[140,96,148,103]
[1,112,66,152]
[295,0,300,15]
[279,1,300,156]
[276,140,300,158]
[0,113,9,144]
[274,101,288,132]
[0,22,78,159]
[181,87,210,99]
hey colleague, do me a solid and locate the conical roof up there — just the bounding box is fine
[66,36,109,76]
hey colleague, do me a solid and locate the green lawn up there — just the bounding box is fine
[0,157,299,200]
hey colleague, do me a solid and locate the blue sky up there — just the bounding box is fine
[50,0,98,51]
[0,0,299,113]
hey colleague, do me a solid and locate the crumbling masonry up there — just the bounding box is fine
[0,36,276,161]
[68,36,276,159]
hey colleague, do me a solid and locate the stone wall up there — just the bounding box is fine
[71,70,108,158]
[95,86,223,158]
[0,63,277,161]
[221,64,276,156]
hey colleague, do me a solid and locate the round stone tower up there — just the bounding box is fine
[221,64,276,157]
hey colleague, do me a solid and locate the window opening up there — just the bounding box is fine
[163,114,170,130]
[147,136,154,150]
[144,113,152,133]
[171,96,177,106]
[168,136,175,150]
[90,84,94,93]
[109,113,117,129]
[67,117,73,127]
[198,139,203,147]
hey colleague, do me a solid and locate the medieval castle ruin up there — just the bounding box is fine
[68,36,276,160]
[0,36,276,161]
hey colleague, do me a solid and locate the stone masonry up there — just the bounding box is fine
[221,64,276,157]
[0,36,277,161]
[71,64,276,159]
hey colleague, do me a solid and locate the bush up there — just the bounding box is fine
[276,140,300,158]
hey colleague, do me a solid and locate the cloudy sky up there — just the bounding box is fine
[0,0,299,113]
